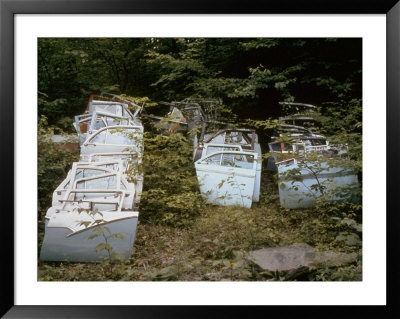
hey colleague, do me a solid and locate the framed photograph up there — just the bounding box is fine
[1,0,398,317]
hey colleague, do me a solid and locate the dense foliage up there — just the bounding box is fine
[139,132,204,227]
[37,116,79,252]
[39,38,361,125]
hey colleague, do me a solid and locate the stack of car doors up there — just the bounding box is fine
[40,94,144,262]
[267,102,358,209]
[266,124,330,172]
[193,122,262,208]
[141,98,223,135]
[144,105,188,134]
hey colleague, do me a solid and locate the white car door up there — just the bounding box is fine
[81,126,143,157]
[195,151,257,208]
[201,144,261,203]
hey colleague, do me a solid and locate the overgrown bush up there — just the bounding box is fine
[139,132,204,227]
[38,115,79,217]
[38,115,79,251]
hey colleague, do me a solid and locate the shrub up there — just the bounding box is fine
[139,132,204,227]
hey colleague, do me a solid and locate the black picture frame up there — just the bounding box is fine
[1,0,399,318]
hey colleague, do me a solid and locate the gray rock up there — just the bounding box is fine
[50,134,79,143]
[335,232,361,246]
[247,243,358,272]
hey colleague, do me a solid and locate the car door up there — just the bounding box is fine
[81,126,142,157]
[88,112,134,133]
[203,142,261,203]
[195,151,257,208]
[89,101,126,116]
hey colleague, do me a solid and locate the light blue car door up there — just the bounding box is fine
[202,143,261,203]
[195,151,257,208]
[88,112,134,133]
[81,126,142,157]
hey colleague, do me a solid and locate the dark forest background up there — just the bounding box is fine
[38,38,361,127]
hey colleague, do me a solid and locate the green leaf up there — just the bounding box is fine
[217,179,226,189]
[109,233,125,240]
[95,243,107,252]
[79,221,91,228]
[95,243,113,252]
[222,259,231,267]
